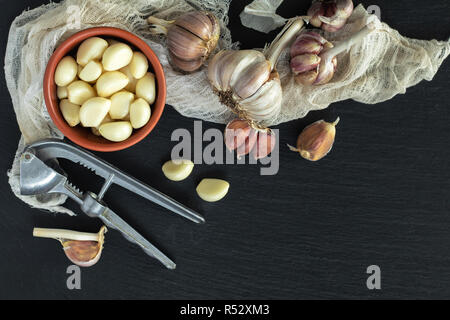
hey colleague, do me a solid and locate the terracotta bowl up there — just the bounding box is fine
[44,27,166,152]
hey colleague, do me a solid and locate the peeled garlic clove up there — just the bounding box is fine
[289,117,340,161]
[59,99,80,127]
[148,11,220,72]
[77,37,109,66]
[102,43,133,71]
[33,226,107,267]
[92,114,112,136]
[253,130,276,160]
[135,72,156,105]
[130,98,151,129]
[55,56,78,87]
[99,121,133,142]
[79,97,111,127]
[57,86,68,99]
[129,52,149,79]
[67,80,96,105]
[110,91,134,119]
[196,178,230,202]
[120,65,138,92]
[79,60,103,83]
[96,71,129,97]
[162,159,194,181]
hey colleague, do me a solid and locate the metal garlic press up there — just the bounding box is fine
[19,139,205,269]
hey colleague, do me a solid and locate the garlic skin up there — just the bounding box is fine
[308,0,354,32]
[33,226,107,267]
[148,11,220,72]
[291,23,377,86]
[288,117,339,161]
[208,18,305,126]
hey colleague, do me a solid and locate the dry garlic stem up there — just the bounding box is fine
[208,18,305,125]
[33,226,107,267]
[308,0,354,32]
[291,22,376,86]
[288,117,339,161]
[148,11,220,72]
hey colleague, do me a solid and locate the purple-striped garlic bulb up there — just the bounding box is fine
[291,23,377,86]
[308,0,354,32]
[148,11,220,72]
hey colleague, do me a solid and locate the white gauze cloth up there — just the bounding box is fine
[4,0,449,214]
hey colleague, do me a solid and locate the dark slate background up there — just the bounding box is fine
[0,0,449,299]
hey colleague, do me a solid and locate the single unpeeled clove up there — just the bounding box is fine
[148,11,220,72]
[33,226,107,267]
[288,117,340,161]
[308,0,354,32]
[291,22,377,86]
[224,119,276,160]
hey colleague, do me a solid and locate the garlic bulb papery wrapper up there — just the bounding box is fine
[33,226,107,267]
[291,22,377,86]
[208,18,305,127]
[308,0,354,32]
[148,11,220,72]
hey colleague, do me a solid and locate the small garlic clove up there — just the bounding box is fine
[99,121,133,142]
[109,91,134,120]
[295,70,319,86]
[162,159,194,181]
[96,71,129,97]
[252,130,276,160]
[57,86,68,100]
[129,98,151,129]
[290,54,321,74]
[135,72,156,105]
[289,117,340,161]
[33,226,107,267]
[129,52,149,79]
[67,80,96,105]
[79,97,111,127]
[224,119,252,151]
[76,37,108,66]
[102,43,133,71]
[196,178,230,202]
[60,99,80,127]
[55,56,78,87]
[120,65,138,92]
[79,60,103,83]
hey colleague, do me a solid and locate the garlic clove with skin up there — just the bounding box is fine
[148,11,220,72]
[253,130,276,160]
[288,117,340,161]
[307,0,354,32]
[33,226,107,267]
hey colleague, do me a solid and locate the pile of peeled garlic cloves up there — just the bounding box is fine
[33,226,107,267]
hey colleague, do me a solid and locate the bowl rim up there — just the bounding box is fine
[43,27,166,152]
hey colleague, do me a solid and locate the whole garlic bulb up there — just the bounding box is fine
[208,19,305,126]
[290,31,337,86]
[291,23,377,86]
[308,0,354,32]
[148,11,220,72]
